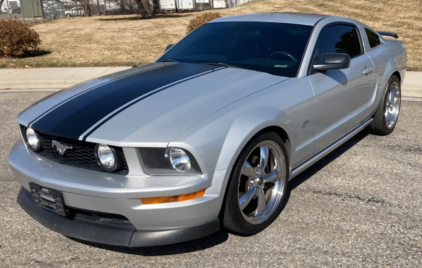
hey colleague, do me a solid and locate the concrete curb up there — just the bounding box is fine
[0,68,421,98]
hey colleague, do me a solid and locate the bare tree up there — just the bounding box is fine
[96,0,101,15]
[152,0,160,14]
[134,0,152,18]
[71,0,91,17]
[0,0,5,14]
[123,0,139,13]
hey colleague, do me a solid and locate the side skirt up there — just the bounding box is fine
[289,118,373,180]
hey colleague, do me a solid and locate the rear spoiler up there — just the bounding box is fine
[377,31,399,39]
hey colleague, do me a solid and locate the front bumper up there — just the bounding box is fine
[9,140,231,245]
[17,187,220,247]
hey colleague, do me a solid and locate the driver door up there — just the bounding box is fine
[308,24,376,153]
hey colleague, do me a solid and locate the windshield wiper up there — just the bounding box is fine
[202,62,245,69]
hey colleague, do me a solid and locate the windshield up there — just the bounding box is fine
[158,22,313,77]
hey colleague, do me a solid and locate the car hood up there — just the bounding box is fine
[18,62,288,146]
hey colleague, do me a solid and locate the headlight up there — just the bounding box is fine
[139,147,201,175]
[166,148,191,172]
[95,144,122,172]
[25,127,42,151]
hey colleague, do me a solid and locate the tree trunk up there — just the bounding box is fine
[135,0,149,18]
[87,2,91,16]
[141,0,152,15]
[120,0,125,12]
[152,0,160,15]
[96,0,101,15]
[0,0,5,14]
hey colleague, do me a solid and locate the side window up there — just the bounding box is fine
[365,28,381,48]
[313,25,363,60]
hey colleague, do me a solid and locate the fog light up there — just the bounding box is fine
[141,189,206,205]
[25,127,41,151]
[95,144,120,172]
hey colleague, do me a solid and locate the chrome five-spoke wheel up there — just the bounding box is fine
[369,75,401,135]
[223,132,288,235]
[238,141,286,224]
[385,81,401,129]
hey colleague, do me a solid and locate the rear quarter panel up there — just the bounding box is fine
[357,23,407,115]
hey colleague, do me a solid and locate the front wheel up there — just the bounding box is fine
[369,75,401,135]
[222,132,289,235]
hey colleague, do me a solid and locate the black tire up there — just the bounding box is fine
[369,75,401,135]
[222,132,289,235]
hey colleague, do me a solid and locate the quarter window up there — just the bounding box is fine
[314,25,363,59]
[365,28,381,48]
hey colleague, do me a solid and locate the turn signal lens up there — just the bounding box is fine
[141,189,206,205]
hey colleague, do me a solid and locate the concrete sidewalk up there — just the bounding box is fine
[0,67,130,91]
[0,67,421,97]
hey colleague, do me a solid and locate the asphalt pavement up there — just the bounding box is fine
[0,92,421,267]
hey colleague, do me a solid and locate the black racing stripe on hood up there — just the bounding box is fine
[27,63,168,126]
[30,63,217,140]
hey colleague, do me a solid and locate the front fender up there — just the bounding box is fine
[169,102,292,175]
[169,103,292,210]
[170,76,315,173]
[215,107,291,171]
[169,77,314,202]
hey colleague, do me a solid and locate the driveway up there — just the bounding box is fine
[0,92,421,267]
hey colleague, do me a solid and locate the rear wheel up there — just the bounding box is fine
[222,132,289,235]
[369,75,401,135]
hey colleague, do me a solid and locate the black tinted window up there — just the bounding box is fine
[365,28,381,48]
[159,22,313,77]
[314,25,362,59]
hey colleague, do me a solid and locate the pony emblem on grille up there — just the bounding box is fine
[52,140,73,155]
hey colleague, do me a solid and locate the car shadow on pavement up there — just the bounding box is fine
[68,230,229,255]
[289,130,369,190]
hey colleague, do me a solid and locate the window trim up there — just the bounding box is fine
[307,22,365,76]
[364,27,382,49]
[295,17,326,77]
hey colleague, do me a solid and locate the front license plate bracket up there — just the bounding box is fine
[29,182,67,217]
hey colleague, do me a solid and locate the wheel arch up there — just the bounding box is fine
[254,126,291,166]
[374,59,403,112]
[392,71,401,82]
[216,123,292,223]
[214,107,294,173]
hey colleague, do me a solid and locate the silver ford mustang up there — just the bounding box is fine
[8,13,406,247]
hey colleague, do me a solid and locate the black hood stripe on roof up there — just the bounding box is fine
[30,63,220,140]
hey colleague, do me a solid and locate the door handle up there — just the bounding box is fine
[363,66,373,75]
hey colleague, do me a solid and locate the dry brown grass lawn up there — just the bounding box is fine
[1,0,421,70]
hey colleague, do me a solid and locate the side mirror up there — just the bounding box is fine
[313,53,350,71]
[165,44,174,52]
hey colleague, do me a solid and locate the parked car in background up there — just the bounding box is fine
[65,6,84,17]
[9,13,406,247]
